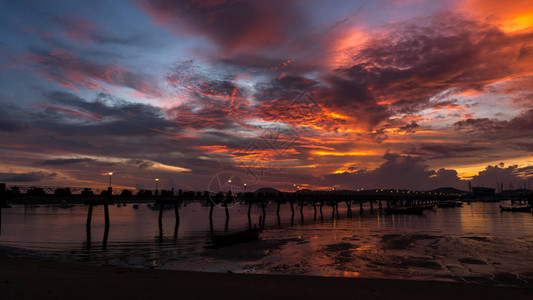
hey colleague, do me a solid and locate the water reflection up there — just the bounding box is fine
[1,202,532,285]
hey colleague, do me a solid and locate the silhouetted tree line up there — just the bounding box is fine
[1,182,471,203]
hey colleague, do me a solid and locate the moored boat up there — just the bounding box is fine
[499,205,532,213]
[437,201,463,208]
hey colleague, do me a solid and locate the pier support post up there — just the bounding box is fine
[346,200,352,217]
[104,187,111,229]
[86,203,94,228]
[290,200,294,218]
[224,203,230,232]
[277,201,281,226]
[104,203,110,229]
[158,202,164,230]
[174,203,180,239]
[313,202,317,220]
[103,226,109,250]
[225,203,230,220]
[261,203,266,229]
[248,201,252,227]
[103,207,110,251]
[85,225,91,250]
[174,203,180,225]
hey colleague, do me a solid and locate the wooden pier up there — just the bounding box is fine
[0,184,472,242]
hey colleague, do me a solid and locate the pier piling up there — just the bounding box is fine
[174,203,180,238]
[299,200,304,222]
[104,203,110,228]
[290,200,294,218]
[346,200,352,217]
[248,202,252,227]
[86,203,93,228]
[224,203,229,232]
[103,223,109,250]
[158,203,164,230]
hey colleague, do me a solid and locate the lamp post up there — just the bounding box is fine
[228,179,232,194]
[243,183,247,194]
[108,172,113,188]
[155,178,159,196]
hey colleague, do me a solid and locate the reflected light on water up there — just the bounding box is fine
[1,202,532,285]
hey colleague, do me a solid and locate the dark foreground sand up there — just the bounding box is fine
[1,256,531,300]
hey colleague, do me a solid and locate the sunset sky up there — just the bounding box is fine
[1,0,532,192]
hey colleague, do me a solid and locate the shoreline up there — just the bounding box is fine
[1,255,531,300]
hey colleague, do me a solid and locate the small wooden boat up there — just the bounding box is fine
[499,205,532,213]
[211,228,260,246]
[385,207,424,215]
[437,201,463,208]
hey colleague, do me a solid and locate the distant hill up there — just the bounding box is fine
[429,187,468,194]
[254,187,281,194]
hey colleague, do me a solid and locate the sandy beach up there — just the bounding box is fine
[1,255,531,300]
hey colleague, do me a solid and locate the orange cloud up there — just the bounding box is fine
[311,150,376,156]
[461,0,533,32]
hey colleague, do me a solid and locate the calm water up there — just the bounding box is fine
[1,201,533,286]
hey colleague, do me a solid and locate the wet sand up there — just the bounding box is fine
[1,256,531,300]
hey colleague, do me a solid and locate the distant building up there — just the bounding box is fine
[471,187,495,197]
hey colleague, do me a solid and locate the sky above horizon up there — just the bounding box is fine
[1,0,533,192]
